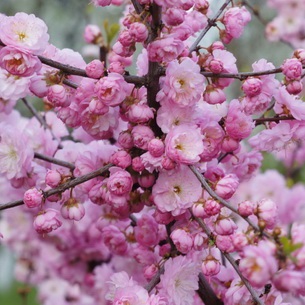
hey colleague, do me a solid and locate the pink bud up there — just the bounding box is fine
[131,125,155,150]
[192,202,207,218]
[45,170,62,188]
[148,138,165,157]
[281,58,302,80]
[159,244,171,257]
[24,188,43,208]
[294,49,305,65]
[208,59,224,73]
[215,174,239,199]
[170,228,193,254]
[215,216,237,235]
[204,199,221,216]
[238,200,254,217]
[47,84,70,107]
[144,264,158,281]
[83,25,102,44]
[221,136,240,152]
[256,198,277,229]
[161,156,176,170]
[132,156,145,172]
[242,77,263,97]
[216,235,235,252]
[232,231,248,251]
[107,168,133,196]
[129,22,148,42]
[203,86,226,105]
[33,209,62,234]
[85,59,105,79]
[153,210,174,225]
[201,255,221,276]
[193,232,208,250]
[138,174,155,188]
[110,151,132,169]
[118,131,134,149]
[286,80,303,95]
[61,198,85,221]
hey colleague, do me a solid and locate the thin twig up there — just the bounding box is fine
[144,265,165,292]
[189,0,232,53]
[34,152,75,170]
[254,115,295,126]
[21,98,48,129]
[189,165,270,237]
[0,163,112,211]
[191,212,265,305]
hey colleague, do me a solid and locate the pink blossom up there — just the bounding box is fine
[83,24,102,44]
[126,103,154,124]
[94,73,132,107]
[85,59,104,79]
[157,58,205,108]
[239,241,278,288]
[165,124,204,164]
[23,188,43,208]
[222,6,251,41]
[61,198,85,221]
[129,22,148,42]
[225,100,254,140]
[242,77,263,97]
[159,256,199,305]
[45,170,62,188]
[215,174,239,200]
[201,255,221,277]
[256,198,277,229]
[163,8,185,26]
[152,165,202,216]
[286,80,303,95]
[92,0,112,7]
[204,199,221,216]
[147,36,184,63]
[33,209,62,234]
[131,125,155,150]
[148,139,165,157]
[215,216,237,235]
[274,86,305,120]
[0,46,42,77]
[273,270,305,296]
[102,225,128,255]
[215,235,235,252]
[0,13,49,54]
[118,131,134,149]
[47,84,70,107]
[134,214,159,247]
[138,174,155,188]
[238,200,255,217]
[281,58,302,80]
[203,86,226,105]
[107,167,133,196]
[170,228,193,253]
[110,150,132,169]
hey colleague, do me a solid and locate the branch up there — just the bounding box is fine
[191,212,265,305]
[189,0,232,53]
[144,265,165,293]
[254,115,295,126]
[34,152,75,170]
[131,0,145,16]
[189,165,268,236]
[0,163,112,211]
[21,98,48,129]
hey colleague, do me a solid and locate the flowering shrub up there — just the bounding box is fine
[1,1,305,305]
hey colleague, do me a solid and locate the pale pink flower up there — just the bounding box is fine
[23,188,43,208]
[201,255,221,277]
[159,256,199,305]
[256,198,277,229]
[157,58,205,108]
[61,198,85,221]
[165,124,204,164]
[33,209,62,234]
[274,86,305,120]
[107,167,133,196]
[0,46,42,77]
[0,12,49,54]
[147,36,185,63]
[273,270,305,296]
[152,165,202,216]
[0,128,33,179]
[94,73,132,107]
[239,240,278,288]
[170,228,193,254]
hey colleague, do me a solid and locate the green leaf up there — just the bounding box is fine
[107,23,120,45]
[280,236,303,256]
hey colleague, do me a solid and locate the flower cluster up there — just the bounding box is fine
[1,2,305,305]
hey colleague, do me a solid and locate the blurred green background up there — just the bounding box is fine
[0,0,295,304]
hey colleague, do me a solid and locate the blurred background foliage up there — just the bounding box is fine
[0,0,296,304]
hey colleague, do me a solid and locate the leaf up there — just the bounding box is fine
[107,23,120,45]
[280,236,303,256]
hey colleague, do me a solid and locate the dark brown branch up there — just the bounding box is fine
[0,164,112,211]
[191,212,265,305]
[131,0,145,16]
[197,273,224,305]
[254,115,295,126]
[34,152,75,170]
[189,0,232,53]
[144,265,165,292]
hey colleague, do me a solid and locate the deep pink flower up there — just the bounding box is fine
[23,188,43,208]
[107,167,133,196]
